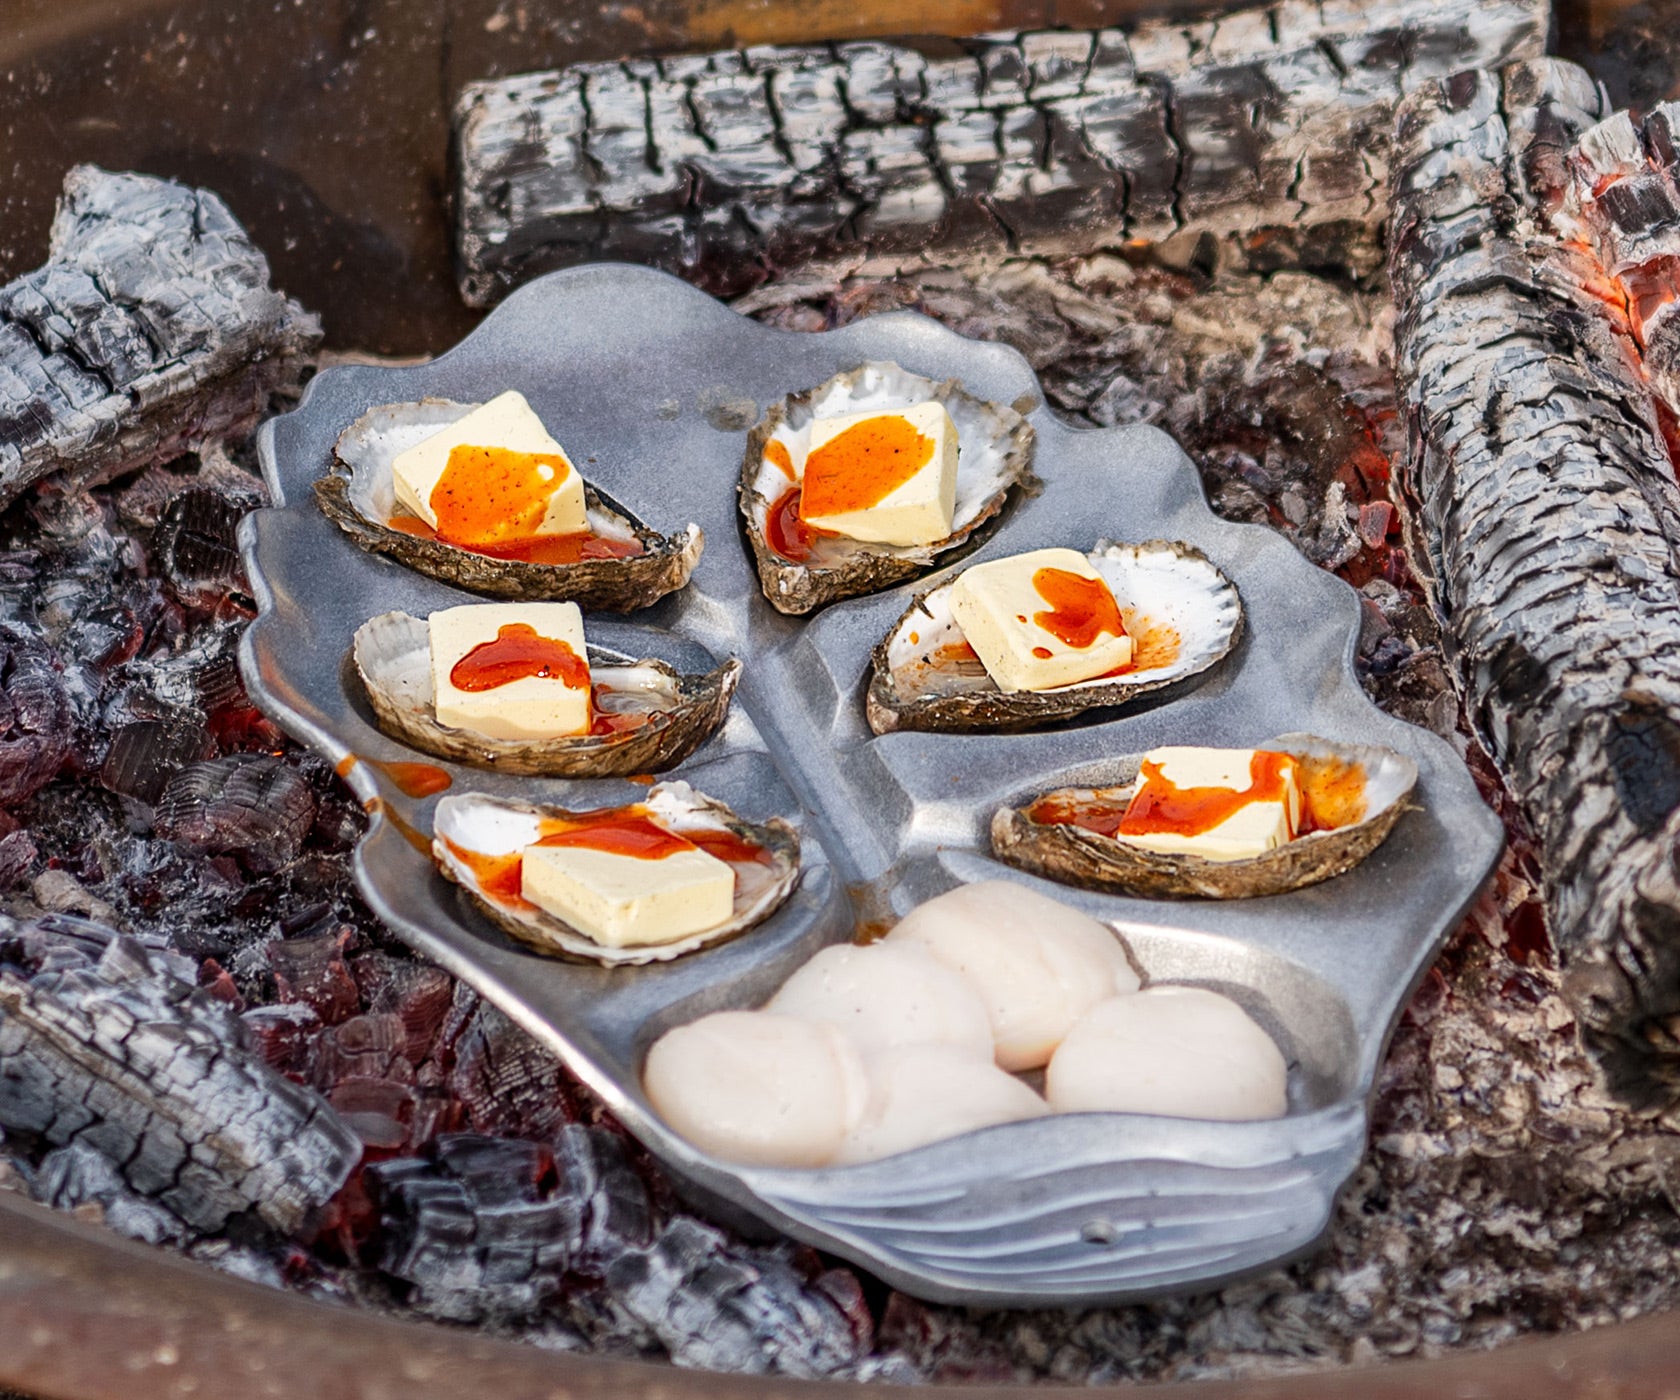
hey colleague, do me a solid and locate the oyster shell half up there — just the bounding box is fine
[317,399,703,611]
[352,610,739,778]
[432,784,801,965]
[867,539,1242,734]
[991,734,1418,899]
[739,361,1035,614]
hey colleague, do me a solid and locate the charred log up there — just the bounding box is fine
[0,167,319,508]
[453,0,1549,304]
[0,914,359,1234]
[1389,59,1680,1105]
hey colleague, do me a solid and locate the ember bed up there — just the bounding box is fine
[3,1,1680,1397]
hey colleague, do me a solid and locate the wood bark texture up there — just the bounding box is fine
[453,0,1550,304]
[0,166,320,509]
[1390,58,1680,1105]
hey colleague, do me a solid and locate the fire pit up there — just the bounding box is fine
[3,0,1680,1396]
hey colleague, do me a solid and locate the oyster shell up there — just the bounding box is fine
[739,361,1035,614]
[317,399,703,611]
[432,784,801,965]
[867,539,1242,734]
[352,610,740,777]
[991,734,1418,899]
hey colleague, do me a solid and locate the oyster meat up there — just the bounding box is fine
[868,539,1242,734]
[431,784,800,965]
[991,734,1418,899]
[352,610,739,777]
[317,399,703,610]
[739,361,1034,615]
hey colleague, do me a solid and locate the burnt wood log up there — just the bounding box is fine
[0,166,320,509]
[1564,102,1680,419]
[0,916,360,1234]
[1389,59,1680,1106]
[453,0,1549,304]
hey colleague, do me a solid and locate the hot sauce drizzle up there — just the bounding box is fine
[430,444,572,548]
[335,754,453,799]
[450,623,590,692]
[1028,751,1301,841]
[386,513,644,565]
[1031,567,1128,650]
[763,439,796,479]
[765,486,836,562]
[446,805,770,905]
[799,415,934,521]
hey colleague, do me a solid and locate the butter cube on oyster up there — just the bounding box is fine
[521,820,735,949]
[391,389,588,544]
[429,601,592,740]
[948,547,1134,692]
[799,401,958,546]
[1111,747,1301,862]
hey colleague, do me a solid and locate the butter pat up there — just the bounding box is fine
[391,390,588,538]
[1114,747,1301,862]
[947,547,1133,692]
[521,840,735,948]
[800,401,958,546]
[429,601,591,740]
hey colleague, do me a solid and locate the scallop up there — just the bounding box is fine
[765,942,995,1060]
[867,539,1242,735]
[739,361,1035,615]
[886,880,1140,1071]
[834,1045,1050,1165]
[643,1011,870,1168]
[352,610,739,778]
[1046,988,1288,1122]
[317,399,703,611]
[991,733,1418,900]
[431,783,800,965]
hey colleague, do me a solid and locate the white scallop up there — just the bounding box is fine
[643,1011,869,1168]
[835,1044,1051,1165]
[1046,987,1289,1121]
[886,880,1140,1071]
[765,943,994,1060]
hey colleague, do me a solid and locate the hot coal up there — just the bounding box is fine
[0,915,359,1235]
[0,167,318,508]
[153,755,317,874]
[0,627,73,808]
[453,0,1548,304]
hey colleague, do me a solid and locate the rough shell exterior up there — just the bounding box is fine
[351,610,740,778]
[991,735,1418,899]
[431,785,801,966]
[738,361,1035,615]
[318,399,703,611]
[867,539,1243,734]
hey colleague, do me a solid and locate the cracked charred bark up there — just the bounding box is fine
[0,916,360,1234]
[0,166,320,508]
[453,0,1549,305]
[1389,58,1680,1106]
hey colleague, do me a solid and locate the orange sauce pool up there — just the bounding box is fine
[1295,754,1368,833]
[364,796,434,854]
[451,623,589,693]
[430,444,570,547]
[763,439,796,479]
[336,754,453,799]
[444,805,771,906]
[386,513,645,565]
[799,414,933,520]
[1032,567,1127,650]
[765,486,837,562]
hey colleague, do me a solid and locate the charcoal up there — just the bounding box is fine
[355,955,455,1065]
[241,1002,321,1078]
[454,0,1548,303]
[0,627,73,808]
[153,487,251,612]
[32,1140,187,1246]
[98,717,213,806]
[603,1217,868,1377]
[314,1012,411,1088]
[0,921,359,1234]
[153,754,316,872]
[265,927,360,1026]
[0,166,319,507]
[1388,59,1680,1105]
[553,1122,653,1271]
[444,1000,574,1140]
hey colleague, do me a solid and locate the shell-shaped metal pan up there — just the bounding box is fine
[241,264,1501,1307]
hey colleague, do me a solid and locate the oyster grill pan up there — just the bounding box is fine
[241,264,1502,1306]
